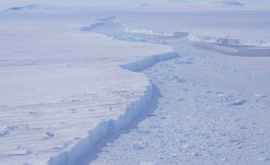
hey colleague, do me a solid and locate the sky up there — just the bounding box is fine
[1,0,270,10]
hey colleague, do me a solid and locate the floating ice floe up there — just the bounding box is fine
[188,34,270,57]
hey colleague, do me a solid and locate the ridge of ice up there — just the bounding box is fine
[0,16,176,165]
[48,51,178,165]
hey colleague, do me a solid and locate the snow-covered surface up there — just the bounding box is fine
[84,8,270,165]
[92,39,270,165]
[1,2,270,165]
[0,11,173,165]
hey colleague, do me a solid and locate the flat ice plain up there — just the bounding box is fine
[0,7,173,165]
[0,1,270,165]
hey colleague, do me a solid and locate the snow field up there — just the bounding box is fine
[0,22,174,165]
[1,4,270,165]
[92,38,270,165]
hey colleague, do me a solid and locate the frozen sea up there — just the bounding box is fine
[0,2,270,165]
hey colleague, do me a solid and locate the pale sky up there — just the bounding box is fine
[1,0,270,10]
